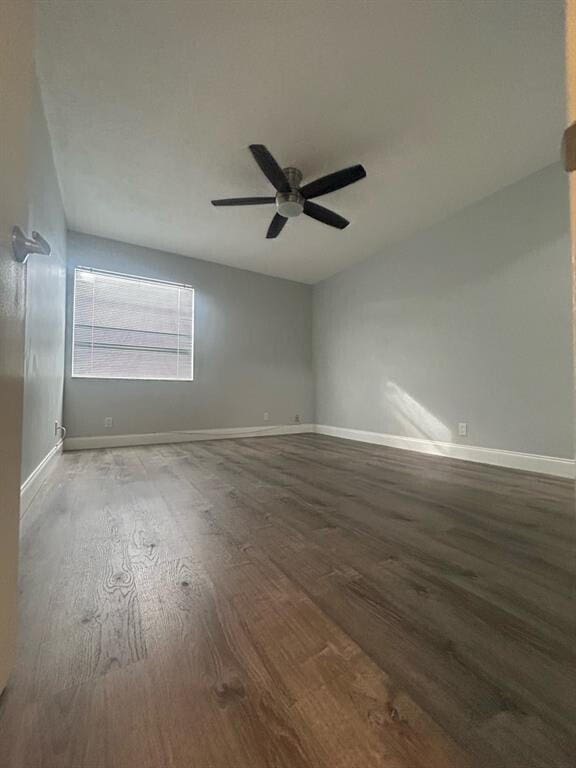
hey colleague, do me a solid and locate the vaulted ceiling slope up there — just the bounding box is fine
[36,0,565,283]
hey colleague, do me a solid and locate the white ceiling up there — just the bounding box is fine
[36,0,565,284]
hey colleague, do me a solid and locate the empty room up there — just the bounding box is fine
[1,1,575,766]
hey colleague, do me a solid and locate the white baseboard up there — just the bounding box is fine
[64,423,315,451]
[20,440,63,514]
[61,422,573,479]
[315,424,575,479]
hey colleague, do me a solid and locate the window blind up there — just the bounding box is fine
[72,268,194,380]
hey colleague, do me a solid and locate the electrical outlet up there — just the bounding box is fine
[104,417,113,428]
[263,411,270,422]
[294,414,301,424]
[458,422,468,437]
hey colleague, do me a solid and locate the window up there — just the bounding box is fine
[72,267,194,381]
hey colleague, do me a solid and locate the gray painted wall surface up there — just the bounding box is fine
[313,163,573,459]
[64,232,313,437]
[21,80,67,482]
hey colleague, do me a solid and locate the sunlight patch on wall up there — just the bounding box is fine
[384,381,452,443]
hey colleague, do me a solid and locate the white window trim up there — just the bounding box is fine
[71,266,195,382]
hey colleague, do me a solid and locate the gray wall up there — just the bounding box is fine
[314,163,573,459]
[21,80,67,482]
[64,232,314,437]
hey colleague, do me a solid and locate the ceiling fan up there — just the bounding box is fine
[211,144,366,239]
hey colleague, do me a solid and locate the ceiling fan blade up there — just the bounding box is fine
[249,144,290,193]
[266,213,288,239]
[300,164,366,199]
[212,196,275,206]
[303,201,349,230]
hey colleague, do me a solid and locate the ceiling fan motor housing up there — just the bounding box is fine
[276,167,304,217]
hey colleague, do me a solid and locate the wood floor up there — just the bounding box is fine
[0,435,574,767]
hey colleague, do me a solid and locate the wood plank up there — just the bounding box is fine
[0,434,574,768]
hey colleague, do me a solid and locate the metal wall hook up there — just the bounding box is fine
[12,226,51,264]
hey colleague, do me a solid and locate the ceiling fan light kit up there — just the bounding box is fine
[212,144,366,239]
[275,168,304,218]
